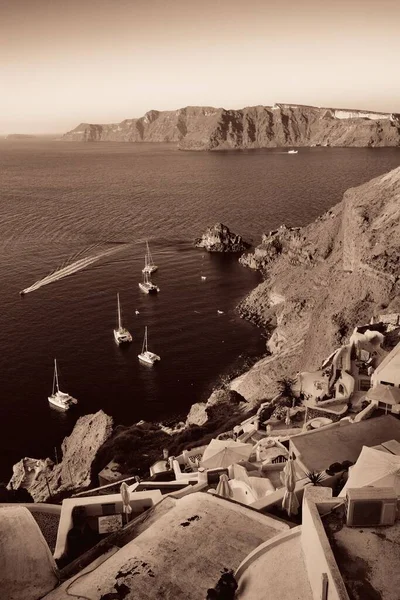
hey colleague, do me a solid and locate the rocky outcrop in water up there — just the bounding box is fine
[195,223,250,252]
[232,166,400,404]
[7,411,113,502]
[63,103,400,149]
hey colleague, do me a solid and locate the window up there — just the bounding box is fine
[338,384,345,395]
[101,503,116,516]
[359,379,371,391]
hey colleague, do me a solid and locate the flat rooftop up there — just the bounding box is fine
[291,414,400,472]
[324,512,400,600]
[45,492,288,600]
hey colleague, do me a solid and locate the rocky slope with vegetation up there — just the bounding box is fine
[63,104,400,149]
[231,165,400,403]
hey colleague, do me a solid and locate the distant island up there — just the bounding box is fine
[5,134,36,139]
[63,103,400,150]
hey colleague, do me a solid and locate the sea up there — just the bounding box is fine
[0,140,399,481]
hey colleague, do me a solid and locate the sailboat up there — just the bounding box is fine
[113,293,133,344]
[48,358,78,410]
[139,270,159,294]
[138,326,160,365]
[142,241,158,274]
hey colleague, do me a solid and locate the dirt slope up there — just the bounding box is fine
[232,165,400,402]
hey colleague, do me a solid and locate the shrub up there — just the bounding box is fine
[305,471,326,486]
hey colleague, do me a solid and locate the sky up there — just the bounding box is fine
[1,0,400,134]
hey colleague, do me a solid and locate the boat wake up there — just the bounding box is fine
[20,243,128,295]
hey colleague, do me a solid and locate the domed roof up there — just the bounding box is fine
[0,506,58,600]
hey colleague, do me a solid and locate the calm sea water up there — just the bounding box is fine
[0,140,399,480]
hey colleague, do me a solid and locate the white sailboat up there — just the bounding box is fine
[142,241,158,274]
[138,326,160,365]
[113,293,132,344]
[48,358,78,410]
[139,270,160,294]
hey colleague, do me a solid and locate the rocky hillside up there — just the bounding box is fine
[231,165,400,403]
[63,104,400,149]
[8,411,113,502]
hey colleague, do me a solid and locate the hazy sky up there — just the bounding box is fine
[1,0,400,133]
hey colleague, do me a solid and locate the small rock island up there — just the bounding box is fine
[195,222,250,252]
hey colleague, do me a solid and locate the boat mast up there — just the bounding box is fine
[142,326,147,353]
[117,293,122,330]
[54,358,60,393]
[146,240,153,268]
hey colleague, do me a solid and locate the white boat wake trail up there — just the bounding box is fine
[20,243,128,295]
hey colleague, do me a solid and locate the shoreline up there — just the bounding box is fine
[5,241,267,491]
[8,160,400,498]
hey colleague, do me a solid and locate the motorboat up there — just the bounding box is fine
[48,359,78,410]
[138,326,160,365]
[288,149,298,154]
[113,293,132,344]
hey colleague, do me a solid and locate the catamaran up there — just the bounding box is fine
[48,358,78,410]
[138,326,160,365]
[142,240,158,274]
[113,293,132,344]
[139,271,160,294]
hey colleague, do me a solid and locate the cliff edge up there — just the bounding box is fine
[8,411,113,502]
[63,104,400,149]
[232,165,400,403]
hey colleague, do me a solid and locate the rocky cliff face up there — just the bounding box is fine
[63,104,400,149]
[195,223,250,252]
[232,166,400,403]
[63,106,221,144]
[8,411,113,502]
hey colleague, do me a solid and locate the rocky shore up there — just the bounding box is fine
[8,411,113,502]
[230,165,400,404]
[8,166,400,495]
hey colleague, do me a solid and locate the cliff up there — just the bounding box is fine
[195,223,250,252]
[7,411,113,502]
[63,103,400,149]
[232,165,400,403]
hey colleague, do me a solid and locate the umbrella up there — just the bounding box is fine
[120,481,132,524]
[215,474,233,499]
[282,458,300,517]
[366,384,400,407]
[201,438,254,469]
[339,445,400,497]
